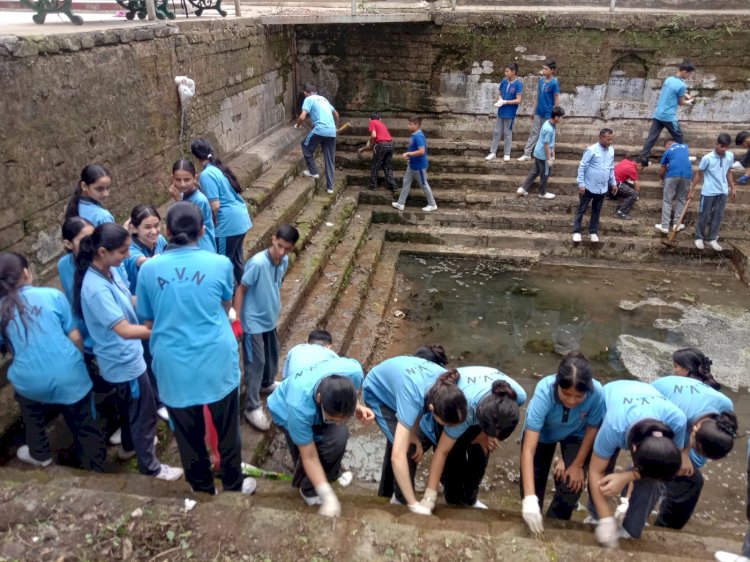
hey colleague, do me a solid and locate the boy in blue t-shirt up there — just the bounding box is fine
[235,225,300,431]
[486,62,523,162]
[639,60,695,165]
[296,82,340,194]
[517,106,565,199]
[691,133,736,252]
[519,59,560,161]
[657,139,694,234]
[392,116,438,213]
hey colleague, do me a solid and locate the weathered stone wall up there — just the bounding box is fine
[0,20,295,281]
[296,13,750,126]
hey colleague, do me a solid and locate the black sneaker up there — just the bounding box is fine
[614,211,631,220]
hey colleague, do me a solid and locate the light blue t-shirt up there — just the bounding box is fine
[593,380,687,459]
[282,343,339,380]
[699,150,735,196]
[652,375,734,468]
[184,189,217,253]
[362,356,447,442]
[654,75,687,122]
[535,77,560,119]
[420,366,527,444]
[199,164,252,239]
[302,94,337,137]
[524,374,605,444]
[268,356,364,446]
[498,78,523,119]
[577,143,616,194]
[240,250,289,335]
[136,245,240,408]
[57,253,93,353]
[78,199,114,226]
[0,286,92,405]
[533,120,556,161]
[125,235,168,294]
[81,266,145,383]
[660,143,693,179]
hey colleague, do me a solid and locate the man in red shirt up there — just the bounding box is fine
[611,157,643,220]
[361,112,398,191]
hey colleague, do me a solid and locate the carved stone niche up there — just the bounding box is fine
[605,53,650,101]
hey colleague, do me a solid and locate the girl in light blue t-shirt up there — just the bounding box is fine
[0,251,106,472]
[169,159,217,254]
[64,164,115,227]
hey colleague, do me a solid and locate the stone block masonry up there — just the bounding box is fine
[0,20,295,281]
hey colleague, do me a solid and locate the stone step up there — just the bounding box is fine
[244,153,305,217]
[280,198,373,355]
[228,124,307,188]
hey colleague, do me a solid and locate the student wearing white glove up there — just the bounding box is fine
[519,352,605,535]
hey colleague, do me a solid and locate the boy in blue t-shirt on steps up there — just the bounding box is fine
[518,59,560,162]
[392,116,438,213]
[486,62,523,162]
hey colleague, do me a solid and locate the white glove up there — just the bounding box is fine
[419,488,437,512]
[595,516,619,549]
[548,157,555,166]
[407,502,432,516]
[227,307,237,322]
[315,483,341,518]
[494,99,506,108]
[614,497,629,525]
[521,495,544,534]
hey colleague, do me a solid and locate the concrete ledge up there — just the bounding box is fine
[260,12,432,25]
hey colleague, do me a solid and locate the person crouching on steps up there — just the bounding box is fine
[517,106,565,200]
[392,116,438,213]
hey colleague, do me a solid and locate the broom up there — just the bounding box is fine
[661,188,696,247]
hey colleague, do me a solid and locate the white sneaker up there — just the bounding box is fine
[109,428,122,446]
[302,170,320,179]
[390,494,404,505]
[259,381,279,395]
[155,464,184,481]
[485,153,496,161]
[517,155,531,162]
[16,445,52,467]
[503,155,511,162]
[301,488,322,505]
[326,188,334,194]
[422,204,438,212]
[244,408,271,431]
[708,240,723,251]
[589,234,600,243]
[676,223,685,232]
[391,202,405,211]
[695,239,705,250]
[538,192,555,200]
[732,161,745,171]
[655,224,669,234]
[242,477,257,495]
[472,499,488,509]
[715,551,750,562]
[582,515,598,525]
[516,187,528,196]
[157,407,169,421]
[572,233,582,242]
[337,470,353,487]
[688,156,697,162]
[618,527,633,539]
[118,447,136,460]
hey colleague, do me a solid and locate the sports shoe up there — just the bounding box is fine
[572,233,582,242]
[109,428,122,446]
[16,445,52,467]
[732,161,745,171]
[655,224,669,234]
[589,234,600,242]
[538,192,555,200]
[676,223,685,232]
[391,202,405,211]
[688,156,697,162]
[242,477,257,495]
[390,494,404,505]
[618,527,633,539]
[517,155,531,162]
[260,381,279,395]
[708,240,723,251]
[326,188,334,194]
[155,464,184,481]
[715,551,750,562]
[614,211,630,220]
[516,187,528,196]
[118,447,136,461]
[337,470,353,487]
[485,153,496,161]
[503,155,511,162]
[694,239,704,250]
[302,170,320,179]
[301,488,322,505]
[157,407,169,422]
[472,499,488,509]
[422,204,438,212]
[244,408,271,431]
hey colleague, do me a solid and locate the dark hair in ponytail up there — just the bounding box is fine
[64,164,111,220]
[73,223,130,316]
[477,380,519,441]
[696,411,737,460]
[0,252,31,353]
[673,348,720,390]
[414,344,448,367]
[628,419,681,480]
[166,202,203,246]
[190,139,242,194]
[172,159,196,176]
[61,217,93,249]
[424,368,467,426]
[318,375,357,418]
[556,351,594,393]
[130,204,161,229]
